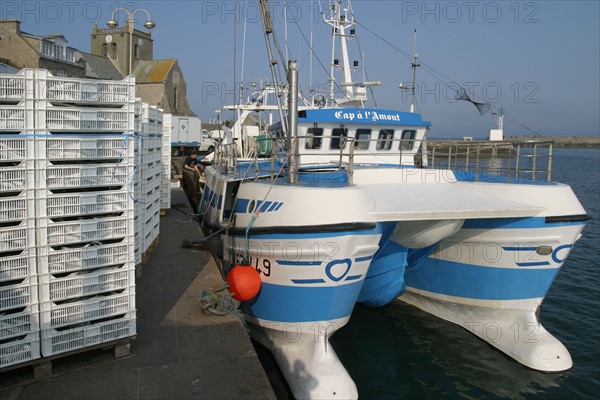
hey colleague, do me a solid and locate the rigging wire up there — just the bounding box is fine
[356,21,542,136]
[354,33,377,108]
[289,14,361,110]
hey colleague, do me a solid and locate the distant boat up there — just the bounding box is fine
[198,1,589,398]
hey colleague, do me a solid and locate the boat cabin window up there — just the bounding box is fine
[377,129,395,150]
[400,130,416,151]
[305,127,324,150]
[330,128,348,150]
[355,129,371,150]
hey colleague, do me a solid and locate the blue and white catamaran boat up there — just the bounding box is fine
[200,1,588,398]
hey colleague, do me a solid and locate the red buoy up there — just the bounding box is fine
[226,265,262,301]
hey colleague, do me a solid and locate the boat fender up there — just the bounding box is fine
[226,264,262,301]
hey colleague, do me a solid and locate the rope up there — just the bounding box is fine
[197,286,241,316]
[242,157,288,261]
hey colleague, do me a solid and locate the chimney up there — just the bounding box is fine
[0,20,22,35]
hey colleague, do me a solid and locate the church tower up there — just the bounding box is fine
[90,21,154,75]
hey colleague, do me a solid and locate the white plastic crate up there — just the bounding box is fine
[40,266,134,303]
[37,102,134,133]
[144,225,160,252]
[0,219,36,253]
[39,216,130,247]
[39,136,134,161]
[141,103,163,123]
[146,161,163,178]
[40,163,131,189]
[40,288,135,330]
[137,148,162,166]
[144,201,161,222]
[0,304,40,341]
[0,106,26,131]
[0,276,38,312]
[41,314,135,357]
[0,165,28,193]
[39,242,134,275]
[0,249,37,283]
[0,332,41,368]
[0,69,34,102]
[160,182,171,210]
[38,73,135,105]
[0,136,34,161]
[135,175,161,200]
[38,189,132,219]
[0,190,35,223]
[134,99,142,117]
[140,122,163,135]
[134,244,141,265]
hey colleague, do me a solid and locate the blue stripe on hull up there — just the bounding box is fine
[404,259,560,300]
[462,217,585,229]
[245,281,364,322]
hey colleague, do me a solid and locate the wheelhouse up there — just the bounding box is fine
[267,108,431,167]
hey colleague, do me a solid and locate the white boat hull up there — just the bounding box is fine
[401,215,586,371]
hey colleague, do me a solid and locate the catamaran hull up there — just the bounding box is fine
[401,218,586,371]
[247,317,357,399]
[221,230,380,399]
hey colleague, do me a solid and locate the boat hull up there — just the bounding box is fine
[402,217,586,371]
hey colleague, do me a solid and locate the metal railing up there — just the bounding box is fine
[212,137,553,184]
[429,140,554,182]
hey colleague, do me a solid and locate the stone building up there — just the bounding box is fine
[0,20,86,77]
[90,24,194,116]
[0,19,195,116]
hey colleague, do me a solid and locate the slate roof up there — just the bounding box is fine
[78,52,123,80]
[133,59,176,83]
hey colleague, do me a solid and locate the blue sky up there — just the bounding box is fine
[2,0,599,138]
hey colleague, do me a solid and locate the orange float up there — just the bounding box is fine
[225,265,262,301]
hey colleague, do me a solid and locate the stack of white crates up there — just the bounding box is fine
[133,102,163,265]
[161,113,172,210]
[0,69,140,368]
[0,70,40,368]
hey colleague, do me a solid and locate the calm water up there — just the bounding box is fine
[256,148,600,399]
[332,147,600,399]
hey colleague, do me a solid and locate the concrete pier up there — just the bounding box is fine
[0,188,276,400]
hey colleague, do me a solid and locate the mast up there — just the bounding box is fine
[399,30,420,113]
[324,0,379,108]
[259,0,287,133]
[287,60,299,184]
[410,30,419,113]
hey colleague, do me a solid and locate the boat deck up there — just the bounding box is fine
[0,188,276,400]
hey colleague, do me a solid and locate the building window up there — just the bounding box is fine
[400,130,416,151]
[173,87,177,110]
[101,43,108,57]
[57,68,67,77]
[111,42,117,59]
[42,41,52,57]
[305,127,323,149]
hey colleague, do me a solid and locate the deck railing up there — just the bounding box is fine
[428,140,554,182]
[213,137,554,184]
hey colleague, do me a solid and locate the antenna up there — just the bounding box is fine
[399,30,420,113]
[410,30,419,113]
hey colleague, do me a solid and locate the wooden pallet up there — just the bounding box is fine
[141,236,160,265]
[0,336,135,379]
